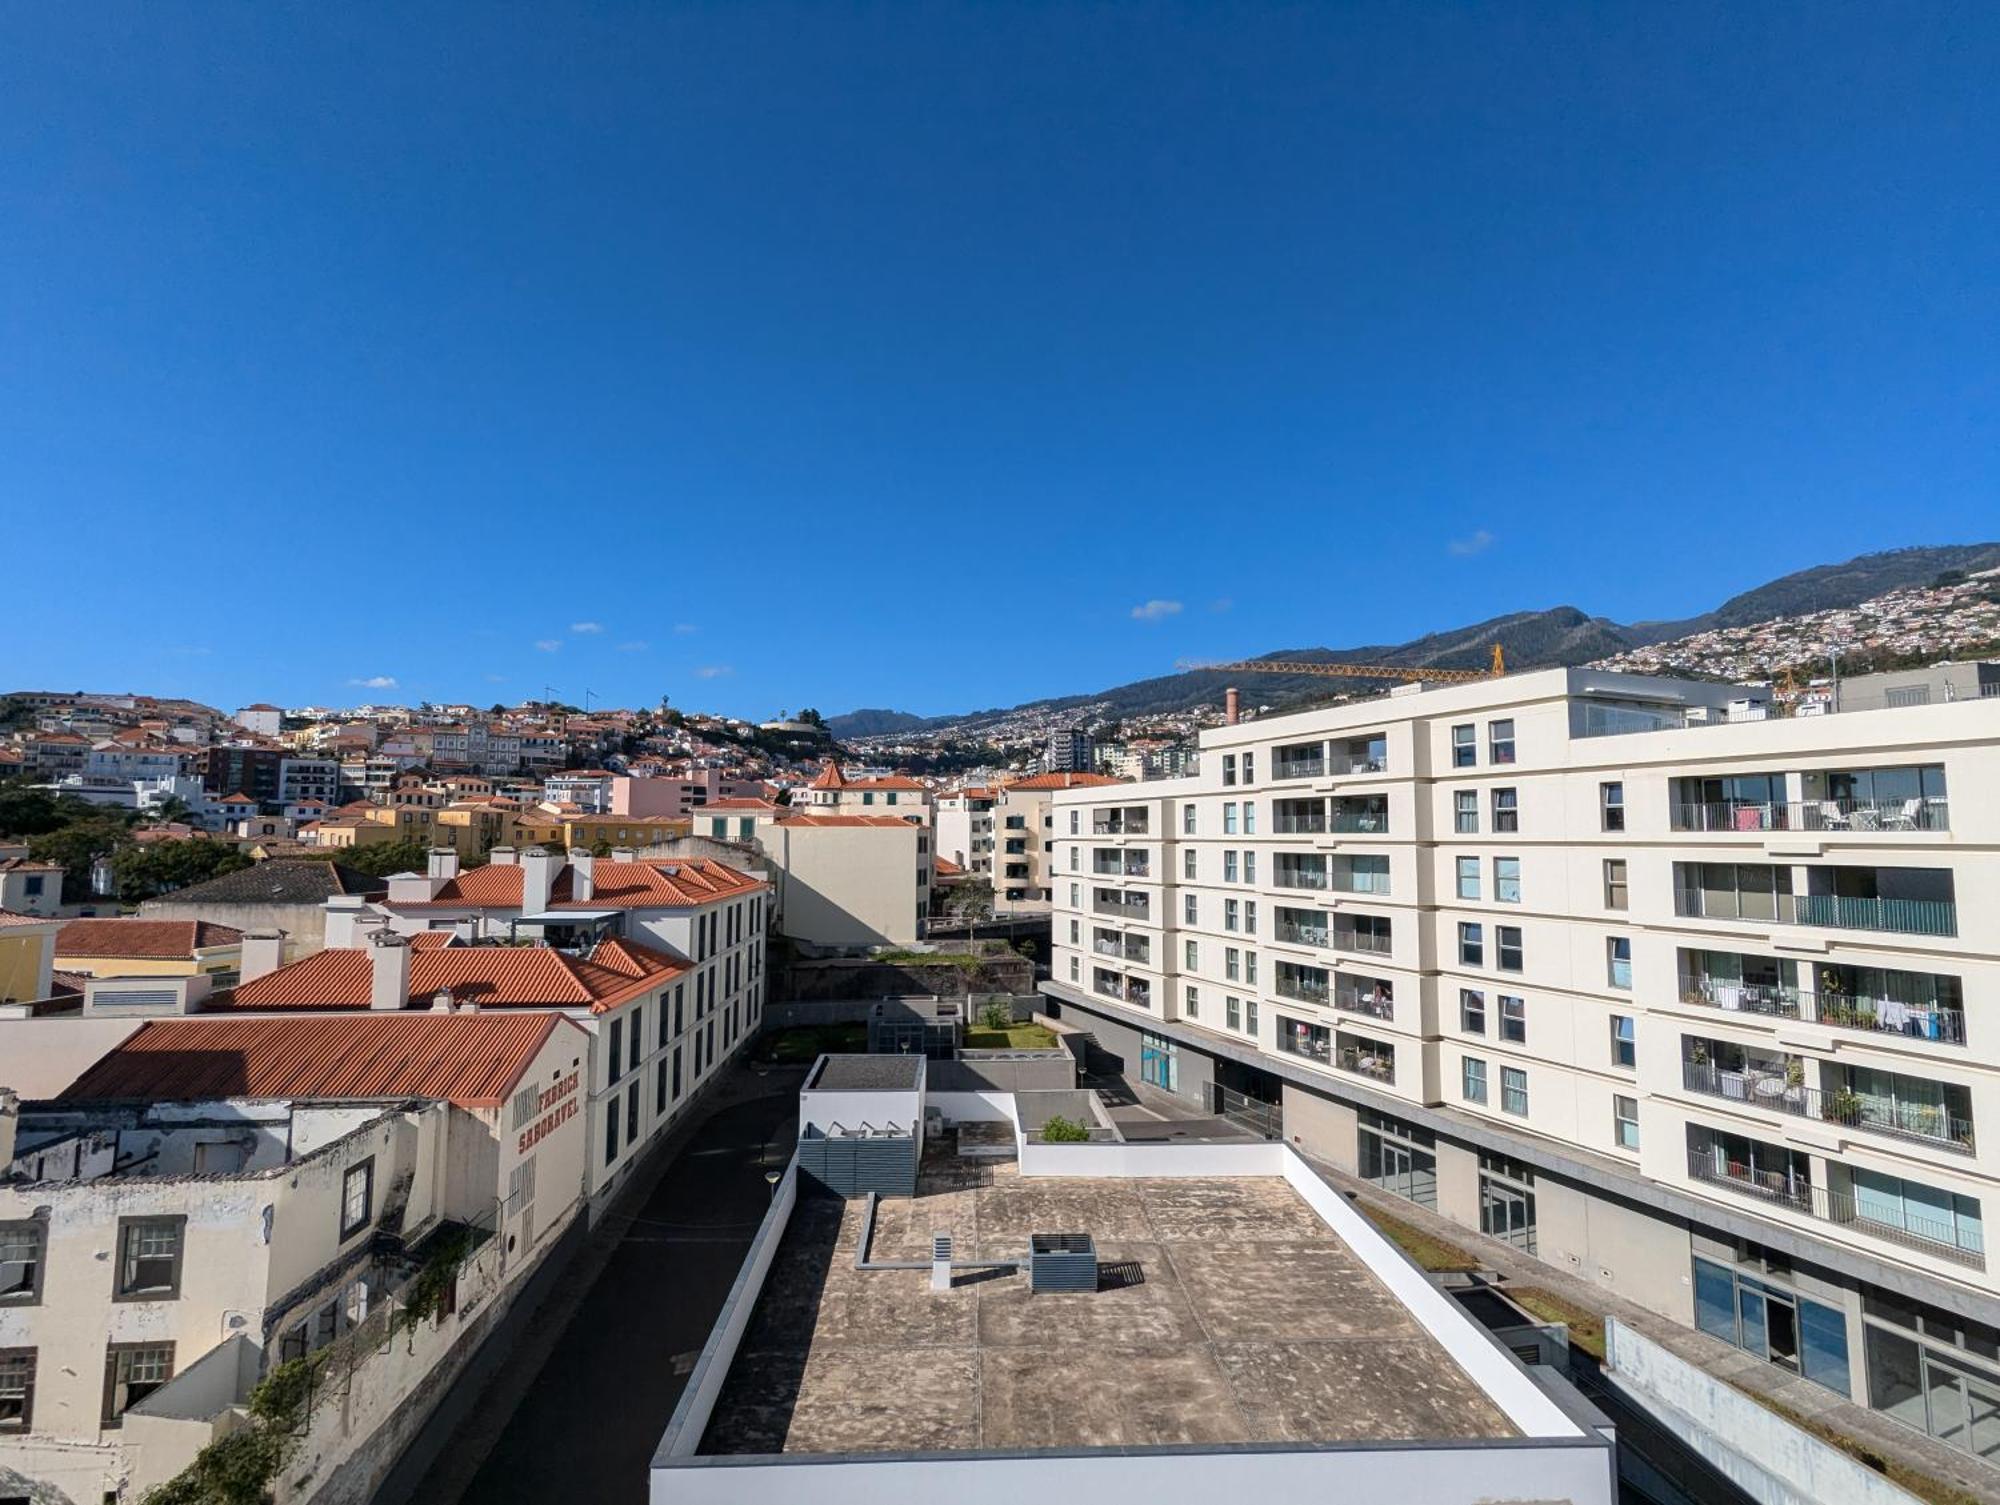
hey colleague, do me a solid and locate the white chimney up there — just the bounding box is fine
[369,931,411,1011]
[427,846,460,881]
[520,846,557,916]
[323,895,370,947]
[569,848,595,903]
[488,845,518,866]
[430,987,455,1012]
[610,846,637,862]
[239,930,286,982]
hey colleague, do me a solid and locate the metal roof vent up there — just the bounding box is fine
[1029,1232,1097,1293]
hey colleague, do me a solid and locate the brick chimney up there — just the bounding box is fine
[239,930,286,982]
[369,931,411,1011]
[520,846,558,916]
[1224,686,1241,726]
[569,848,595,903]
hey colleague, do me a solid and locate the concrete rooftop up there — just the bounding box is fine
[700,1155,1517,1457]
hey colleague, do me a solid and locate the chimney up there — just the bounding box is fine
[369,931,412,1011]
[569,848,595,903]
[520,846,557,916]
[610,846,637,862]
[1224,686,1241,726]
[427,846,460,881]
[430,987,455,1012]
[323,895,373,947]
[239,930,286,982]
[488,845,518,866]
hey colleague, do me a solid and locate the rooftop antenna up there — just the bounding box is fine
[584,687,597,712]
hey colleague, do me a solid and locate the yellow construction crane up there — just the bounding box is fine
[1200,643,1507,686]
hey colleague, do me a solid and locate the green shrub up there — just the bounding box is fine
[979,1000,1012,1031]
[1039,1114,1091,1143]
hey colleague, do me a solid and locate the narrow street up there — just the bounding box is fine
[402,1072,802,1505]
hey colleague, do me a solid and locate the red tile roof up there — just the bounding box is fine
[224,936,691,1014]
[56,919,245,958]
[395,856,763,911]
[699,798,777,811]
[934,856,966,877]
[774,814,919,828]
[60,1012,578,1109]
[1006,772,1126,791]
[845,777,926,792]
[408,929,457,949]
[808,758,847,790]
[0,909,56,930]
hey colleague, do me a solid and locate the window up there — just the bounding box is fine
[627,1081,640,1142]
[1182,803,1196,834]
[339,1160,374,1241]
[1224,899,1239,931]
[1070,883,1079,907]
[1243,802,1257,835]
[1070,810,1079,834]
[1226,996,1241,1030]
[1222,754,1237,786]
[1245,999,1260,1036]
[1491,787,1519,833]
[1184,985,1199,1018]
[1496,925,1523,972]
[1607,936,1632,989]
[607,1017,623,1086]
[115,1218,184,1301]
[1489,719,1516,765]
[103,1343,175,1427]
[1224,851,1238,883]
[1069,919,1080,944]
[1223,802,1238,834]
[1499,995,1526,1044]
[1501,1067,1529,1116]
[1614,1095,1640,1150]
[1069,956,1079,981]
[1183,848,1197,880]
[1463,1057,1488,1103]
[1603,858,1629,911]
[1601,781,1625,832]
[1245,901,1257,935]
[629,1009,642,1070]
[0,1347,32,1433]
[604,1103,620,1165]
[1461,989,1486,1033]
[1243,752,1255,783]
[0,1224,42,1305]
[1225,947,1240,981]
[1069,846,1078,870]
[1454,790,1478,834]
[1452,723,1476,768]
[1245,952,1258,985]
[1185,940,1199,969]
[1243,851,1257,885]
[657,1056,669,1113]
[1610,1015,1636,1068]
[1459,922,1483,966]
[1456,857,1480,901]
[1183,893,1197,924]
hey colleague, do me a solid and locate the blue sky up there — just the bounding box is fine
[4,4,1995,719]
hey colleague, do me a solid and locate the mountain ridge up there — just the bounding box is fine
[827,543,2000,737]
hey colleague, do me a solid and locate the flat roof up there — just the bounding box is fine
[699,1159,1515,1456]
[805,1054,923,1091]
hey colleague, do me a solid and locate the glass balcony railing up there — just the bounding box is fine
[1670,798,1949,833]
[1676,972,1966,1047]
[1335,1039,1395,1084]
[1328,809,1390,835]
[1686,1151,1984,1267]
[1273,811,1328,834]
[1332,927,1392,957]
[1333,982,1394,1021]
[1681,1061,1974,1152]
[1275,970,1330,1006]
[1675,890,1957,938]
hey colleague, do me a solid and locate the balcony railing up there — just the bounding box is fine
[1331,754,1388,776]
[1335,1044,1395,1084]
[1092,814,1149,836]
[1328,810,1390,835]
[1273,811,1328,835]
[1092,939,1149,964]
[1092,857,1149,878]
[1333,984,1394,1022]
[1686,1151,1984,1267]
[1273,755,1326,782]
[1091,895,1149,920]
[1276,971,1330,1006]
[1676,972,1966,1047]
[1670,798,1949,834]
[1332,927,1392,957]
[1681,1060,1973,1153]
[1275,864,1329,891]
[1676,890,1958,938]
[1275,917,1329,947]
[1277,1023,1333,1064]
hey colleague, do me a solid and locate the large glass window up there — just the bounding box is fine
[1358,1109,1437,1208]
[1697,1256,1852,1396]
[1462,1056,1488,1103]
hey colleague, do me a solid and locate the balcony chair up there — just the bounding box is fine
[1816,801,1851,830]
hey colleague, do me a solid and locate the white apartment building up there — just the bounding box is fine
[1045,666,2000,1464]
[938,773,1124,910]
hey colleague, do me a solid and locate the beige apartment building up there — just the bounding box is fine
[935,773,1124,911]
[1044,666,2000,1464]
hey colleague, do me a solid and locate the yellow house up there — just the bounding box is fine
[546,811,692,852]
[54,918,246,979]
[0,912,59,1003]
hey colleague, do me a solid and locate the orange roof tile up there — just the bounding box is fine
[844,776,927,792]
[1005,771,1126,791]
[60,1012,578,1109]
[56,919,244,958]
[808,758,847,790]
[225,937,691,1014]
[774,814,920,828]
[395,856,763,912]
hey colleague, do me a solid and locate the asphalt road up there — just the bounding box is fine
[407,1075,801,1505]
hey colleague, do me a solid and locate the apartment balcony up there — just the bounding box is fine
[1275,963,1330,1007]
[1685,1148,1983,1268]
[1091,892,1150,921]
[1335,1031,1395,1085]
[1331,922,1391,958]
[1781,893,1957,937]
[1675,968,1966,1047]
[1274,857,1329,891]
[1091,810,1150,837]
[1272,749,1326,782]
[1673,863,1957,938]
[1680,1055,1974,1153]
[1273,798,1327,835]
[1333,976,1394,1022]
[1328,800,1390,835]
[1274,909,1329,948]
[1670,798,1950,834]
[1277,1014,1333,1064]
[1091,969,1152,1010]
[1092,937,1150,965]
[1091,854,1150,878]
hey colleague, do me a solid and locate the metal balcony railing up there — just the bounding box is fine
[1681,1061,1973,1152]
[1091,896,1149,920]
[1275,918,1329,947]
[1336,1045,1395,1084]
[1328,811,1390,835]
[1333,986,1394,1022]
[1675,891,1958,938]
[1675,972,1966,1046]
[1275,972,1330,1006]
[1332,928,1392,957]
[1274,865,1329,891]
[1669,798,1949,834]
[1685,1151,1984,1267]
[1273,812,1328,834]
[1273,756,1325,781]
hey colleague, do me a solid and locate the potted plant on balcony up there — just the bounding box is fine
[1825,1087,1861,1124]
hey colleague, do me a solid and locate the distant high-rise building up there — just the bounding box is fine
[1045,725,1094,773]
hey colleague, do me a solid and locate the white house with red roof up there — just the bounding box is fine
[798,759,931,821]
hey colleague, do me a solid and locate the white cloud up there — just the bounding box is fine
[693,665,734,679]
[1130,599,1184,623]
[616,641,649,653]
[347,675,398,689]
[672,622,700,635]
[534,639,562,653]
[1448,528,1496,557]
[570,621,604,634]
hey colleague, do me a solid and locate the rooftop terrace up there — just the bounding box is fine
[700,1155,1515,1456]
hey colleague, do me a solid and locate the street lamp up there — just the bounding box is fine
[764,1169,781,1200]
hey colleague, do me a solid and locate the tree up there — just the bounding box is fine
[313,838,435,878]
[796,707,827,728]
[111,839,252,904]
[946,878,994,924]
[28,817,131,902]
[0,783,87,838]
